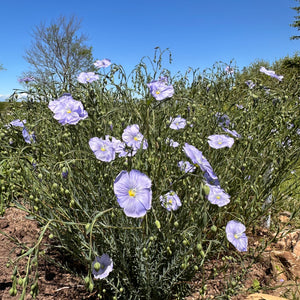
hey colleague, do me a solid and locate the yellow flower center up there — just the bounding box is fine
[234,233,242,239]
[218,141,222,144]
[67,109,72,114]
[156,91,160,95]
[134,136,139,141]
[128,189,136,197]
[100,146,106,151]
[216,196,220,199]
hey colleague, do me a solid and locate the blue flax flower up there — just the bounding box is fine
[178,160,196,173]
[208,134,234,149]
[225,66,234,75]
[166,138,179,148]
[92,254,113,279]
[22,127,36,144]
[245,80,255,89]
[114,170,152,218]
[77,72,99,83]
[18,77,34,83]
[10,119,26,128]
[260,67,283,81]
[48,93,88,125]
[160,191,182,211]
[9,119,35,143]
[215,113,230,127]
[105,135,128,157]
[203,171,220,186]
[94,59,111,68]
[226,220,248,252]
[207,184,230,207]
[147,78,174,101]
[183,143,214,173]
[89,137,115,162]
[122,124,148,150]
[169,116,186,130]
[222,128,241,138]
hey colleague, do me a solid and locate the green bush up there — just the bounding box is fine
[0,50,299,299]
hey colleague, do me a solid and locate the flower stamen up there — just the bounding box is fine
[128,189,136,197]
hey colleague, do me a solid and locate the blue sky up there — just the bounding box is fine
[0,0,299,100]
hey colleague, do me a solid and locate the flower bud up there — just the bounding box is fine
[203,185,210,195]
[211,225,217,232]
[94,262,101,272]
[155,220,161,229]
[84,276,90,286]
[9,287,17,296]
[88,282,94,293]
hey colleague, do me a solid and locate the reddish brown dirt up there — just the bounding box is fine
[0,207,299,300]
[0,207,97,300]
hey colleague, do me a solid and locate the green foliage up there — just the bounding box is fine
[0,49,299,299]
[290,0,300,40]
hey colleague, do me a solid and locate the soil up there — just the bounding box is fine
[0,207,299,300]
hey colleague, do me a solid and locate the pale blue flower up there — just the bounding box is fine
[77,72,99,83]
[225,66,234,74]
[260,67,283,81]
[147,78,174,101]
[10,119,26,128]
[203,171,220,186]
[215,113,230,127]
[169,116,186,130]
[94,59,111,68]
[114,170,152,218]
[226,220,248,252]
[208,134,234,149]
[122,124,148,150]
[183,143,214,174]
[222,128,241,138]
[92,254,113,279]
[207,184,230,207]
[18,77,34,83]
[160,191,182,211]
[245,80,255,89]
[22,127,36,144]
[178,160,196,173]
[166,138,179,148]
[48,93,88,125]
[89,137,115,162]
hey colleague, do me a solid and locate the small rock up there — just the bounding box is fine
[276,230,300,251]
[270,250,300,281]
[278,211,291,224]
[246,293,288,300]
[293,241,300,257]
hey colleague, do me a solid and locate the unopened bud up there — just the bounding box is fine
[94,262,100,272]
[155,220,161,229]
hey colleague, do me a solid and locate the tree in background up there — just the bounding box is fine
[23,15,94,94]
[290,0,300,40]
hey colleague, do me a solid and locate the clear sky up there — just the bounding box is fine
[0,0,299,100]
